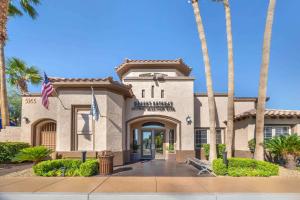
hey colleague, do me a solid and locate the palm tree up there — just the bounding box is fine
[6,57,42,94]
[190,0,217,161]
[254,0,277,161]
[223,0,235,158]
[0,0,40,128]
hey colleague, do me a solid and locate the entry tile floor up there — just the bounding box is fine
[112,160,211,177]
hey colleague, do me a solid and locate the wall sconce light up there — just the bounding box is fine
[186,116,192,125]
[22,117,30,124]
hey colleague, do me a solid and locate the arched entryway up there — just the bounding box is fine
[33,119,57,151]
[127,115,181,161]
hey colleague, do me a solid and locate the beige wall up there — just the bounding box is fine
[234,117,300,151]
[194,96,256,128]
[123,78,195,151]
[15,89,126,153]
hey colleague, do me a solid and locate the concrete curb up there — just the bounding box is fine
[0,192,299,200]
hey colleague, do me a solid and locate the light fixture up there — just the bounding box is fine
[22,117,30,124]
[186,116,192,125]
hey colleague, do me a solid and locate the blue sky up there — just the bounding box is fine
[5,0,300,110]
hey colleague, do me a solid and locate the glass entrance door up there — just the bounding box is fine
[154,129,165,159]
[142,130,152,158]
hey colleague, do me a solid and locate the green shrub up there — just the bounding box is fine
[212,158,279,177]
[33,159,82,176]
[248,139,255,153]
[33,159,98,177]
[0,142,30,163]
[268,134,300,155]
[228,158,279,177]
[167,144,175,153]
[212,159,227,175]
[13,146,53,164]
[202,144,226,159]
[79,160,99,177]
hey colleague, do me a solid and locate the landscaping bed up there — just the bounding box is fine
[33,159,99,177]
[0,142,30,163]
[213,158,279,177]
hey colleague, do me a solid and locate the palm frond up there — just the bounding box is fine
[26,66,42,85]
[20,0,39,19]
[6,57,42,91]
[8,3,23,17]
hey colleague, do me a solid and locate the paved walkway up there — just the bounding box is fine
[113,160,211,177]
[0,176,299,193]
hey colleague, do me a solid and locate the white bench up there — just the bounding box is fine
[186,157,215,176]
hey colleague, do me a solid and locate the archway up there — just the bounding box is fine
[33,119,57,151]
[126,115,181,161]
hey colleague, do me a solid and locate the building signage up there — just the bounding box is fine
[132,100,175,111]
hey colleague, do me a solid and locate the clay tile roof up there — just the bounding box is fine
[48,76,133,97]
[115,58,192,79]
[234,109,300,121]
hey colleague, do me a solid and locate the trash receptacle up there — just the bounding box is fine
[98,151,114,175]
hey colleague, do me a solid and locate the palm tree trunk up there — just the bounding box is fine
[0,0,10,128]
[191,0,217,161]
[254,0,276,161]
[224,0,235,158]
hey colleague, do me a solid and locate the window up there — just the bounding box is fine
[151,85,154,98]
[263,126,290,140]
[169,129,175,145]
[216,129,222,144]
[264,127,272,140]
[195,129,207,147]
[161,90,164,98]
[275,127,289,136]
[142,89,145,98]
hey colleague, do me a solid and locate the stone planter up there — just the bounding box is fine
[166,152,176,161]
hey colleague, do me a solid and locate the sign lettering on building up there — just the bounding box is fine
[132,101,175,112]
[25,98,37,104]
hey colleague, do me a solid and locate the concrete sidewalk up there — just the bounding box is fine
[0,176,299,200]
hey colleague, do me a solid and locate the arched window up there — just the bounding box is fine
[142,122,165,129]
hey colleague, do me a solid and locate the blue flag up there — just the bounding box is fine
[91,87,100,121]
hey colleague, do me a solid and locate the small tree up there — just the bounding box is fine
[13,146,53,165]
[265,134,300,169]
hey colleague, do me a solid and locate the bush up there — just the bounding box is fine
[202,144,226,159]
[212,159,227,175]
[167,144,175,153]
[13,146,53,164]
[212,158,279,177]
[265,134,300,169]
[79,160,99,177]
[248,139,255,153]
[33,159,98,177]
[228,158,279,177]
[0,142,30,163]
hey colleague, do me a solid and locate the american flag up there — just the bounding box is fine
[41,73,54,109]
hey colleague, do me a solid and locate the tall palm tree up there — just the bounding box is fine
[254,0,277,161]
[6,57,42,94]
[191,0,217,161]
[0,0,40,128]
[223,0,235,158]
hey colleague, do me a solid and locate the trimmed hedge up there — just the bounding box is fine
[212,159,227,175]
[33,159,99,177]
[202,144,226,159]
[212,158,279,177]
[0,142,30,163]
[79,160,99,177]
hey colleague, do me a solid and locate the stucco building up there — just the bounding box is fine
[1,59,300,165]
